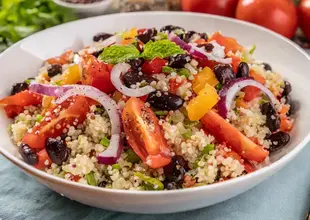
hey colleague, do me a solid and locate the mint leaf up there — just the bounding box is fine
[99,45,140,64]
[141,40,185,60]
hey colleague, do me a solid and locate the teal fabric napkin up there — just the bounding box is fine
[1,144,310,220]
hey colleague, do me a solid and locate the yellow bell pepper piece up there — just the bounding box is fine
[187,83,219,121]
[192,67,219,94]
[59,64,81,85]
[122,28,138,39]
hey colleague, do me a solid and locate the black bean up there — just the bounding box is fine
[19,144,38,165]
[268,131,290,152]
[163,155,188,184]
[236,62,249,78]
[184,31,198,43]
[47,64,62,78]
[168,54,191,68]
[93,32,113,42]
[11,82,29,95]
[282,81,292,96]
[45,138,69,165]
[260,102,280,132]
[137,28,157,44]
[213,64,235,85]
[262,63,272,71]
[147,91,184,111]
[98,181,108,187]
[122,71,156,87]
[92,49,104,58]
[197,43,214,52]
[199,33,208,40]
[160,25,185,33]
[127,58,144,70]
[164,181,179,190]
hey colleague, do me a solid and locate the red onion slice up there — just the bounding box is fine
[168,33,232,64]
[55,85,122,164]
[29,83,73,97]
[218,77,278,118]
[111,63,155,97]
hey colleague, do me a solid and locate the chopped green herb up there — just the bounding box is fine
[184,119,201,129]
[249,44,256,55]
[134,172,164,190]
[100,136,110,147]
[112,164,121,170]
[202,144,215,155]
[177,68,190,78]
[141,40,185,60]
[162,66,176,73]
[154,110,169,116]
[173,29,185,36]
[215,83,223,91]
[126,149,141,163]
[55,81,62,86]
[99,45,140,64]
[86,172,97,186]
[259,98,268,105]
[179,106,188,117]
[25,79,32,84]
[35,114,43,122]
[241,56,247,62]
[182,131,192,140]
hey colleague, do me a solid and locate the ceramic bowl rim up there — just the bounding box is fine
[1,11,310,196]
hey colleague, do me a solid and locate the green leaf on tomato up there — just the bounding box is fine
[98,45,140,64]
[141,40,185,60]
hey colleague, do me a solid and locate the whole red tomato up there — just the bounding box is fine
[298,0,310,40]
[236,0,298,39]
[181,0,239,17]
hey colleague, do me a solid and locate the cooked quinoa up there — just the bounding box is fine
[2,26,295,191]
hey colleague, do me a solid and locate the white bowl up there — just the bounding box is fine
[1,12,310,214]
[53,0,113,16]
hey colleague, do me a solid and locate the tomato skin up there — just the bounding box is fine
[22,96,90,149]
[141,57,167,75]
[201,110,269,162]
[181,0,239,17]
[209,32,243,53]
[169,78,186,94]
[236,0,298,39]
[34,149,52,170]
[299,0,310,40]
[82,55,115,94]
[122,97,171,169]
[0,91,42,107]
[46,50,73,65]
[4,105,24,118]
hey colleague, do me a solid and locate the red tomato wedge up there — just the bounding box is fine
[141,57,167,75]
[46,50,73,65]
[22,96,91,149]
[4,105,24,118]
[0,90,42,107]
[81,55,115,94]
[209,32,243,54]
[201,110,269,162]
[243,70,266,102]
[122,97,171,169]
[34,149,52,170]
[169,78,186,94]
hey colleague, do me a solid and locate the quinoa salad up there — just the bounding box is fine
[0,25,295,190]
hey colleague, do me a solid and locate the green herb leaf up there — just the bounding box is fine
[111,164,121,170]
[35,114,43,122]
[126,149,141,163]
[134,172,164,190]
[99,45,140,64]
[202,144,215,155]
[249,44,256,55]
[154,110,169,116]
[141,40,185,60]
[156,32,168,40]
[182,131,192,140]
[86,171,97,186]
[100,136,110,147]
[215,83,223,91]
[162,66,176,73]
[177,68,190,78]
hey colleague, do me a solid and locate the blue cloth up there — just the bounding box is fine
[1,144,310,220]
